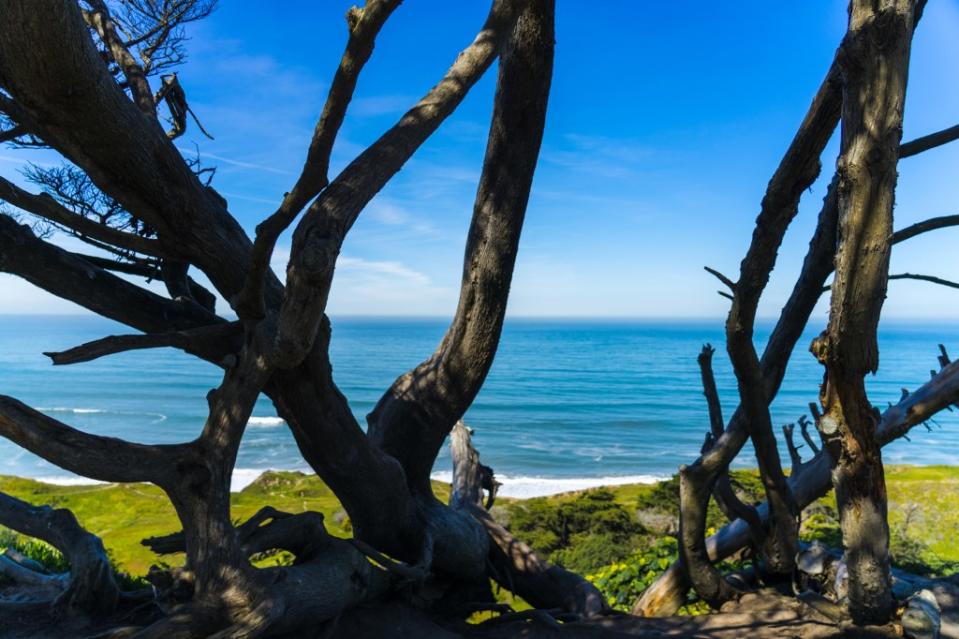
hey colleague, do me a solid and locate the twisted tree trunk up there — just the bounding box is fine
[811,0,917,624]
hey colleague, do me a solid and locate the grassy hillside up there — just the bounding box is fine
[1,465,956,599]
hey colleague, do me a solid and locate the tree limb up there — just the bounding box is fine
[43,322,240,366]
[234,0,401,319]
[899,122,959,158]
[0,176,167,258]
[0,214,218,334]
[0,1,260,304]
[696,345,763,538]
[82,0,156,114]
[639,349,959,619]
[449,421,608,618]
[892,215,959,244]
[0,395,185,485]
[273,0,524,364]
[366,0,554,493]
[0,491,119,614]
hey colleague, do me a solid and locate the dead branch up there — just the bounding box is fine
[82,0,155,114]
[0,395,185,485]
[448,421,608,618]
[366,0,554,497]
[0,176,167,258]
[0,214,217,334]
[899,122,959,158]
[704,266,736,291]
[234,0,401,319]
[273,0,524,365]
[891,214,959,244]
[639,350,959,618]
[43,322,239,367]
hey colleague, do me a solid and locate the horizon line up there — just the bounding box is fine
[0,312,956,323]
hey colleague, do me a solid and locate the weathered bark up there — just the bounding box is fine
[812,0,917,624]
[0,491,119,614]
[235,0,401,319]
[274,0,523,365]
[367,0,553,492]
[677,53,842,608]
[449,422,608,618]
[0,0,258,303]
[0,215,216,333]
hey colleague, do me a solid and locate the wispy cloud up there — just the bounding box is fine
[350,94,417,117]
[337,256,431,285]
[365,198,440,238]
[541,133,659,179]
[177,147,292,175]
[0,155,59,169]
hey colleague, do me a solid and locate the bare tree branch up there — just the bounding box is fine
[82,0,156,114]
[43,322,240,366]
[235,0,401,319]
[697,345,764,537]
[0,214,216,333]
[449,421,608,617]
[0,396,184,484]
[274,0,524,364]
[366,0,554,493]
[892,215,959,243]
[704,266,736,291]
[0,124,25,144]
[0,1,258,303]
[899,122,959,158]
[0,176,167,257]
[0,492,119,613]
[823,272,959,293]
[639,350,959,618]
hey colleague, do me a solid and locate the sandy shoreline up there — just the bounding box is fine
[31,468,670,499]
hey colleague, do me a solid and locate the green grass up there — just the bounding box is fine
[1,465,957,583]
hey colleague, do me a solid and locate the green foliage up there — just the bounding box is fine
[585,536,676,611]
[0,529,69,573]
[507,488,646,573]
[585,536,713,615]
[633,470,765,531]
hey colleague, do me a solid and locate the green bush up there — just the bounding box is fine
[0,529,69,574]
[506,488,646,572]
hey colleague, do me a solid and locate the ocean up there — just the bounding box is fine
[1,315,956,497]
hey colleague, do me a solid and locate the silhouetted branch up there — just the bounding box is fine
[899,123,959,158]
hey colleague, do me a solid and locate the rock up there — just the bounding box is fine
[797,541,830,576]
[902,589,941,639]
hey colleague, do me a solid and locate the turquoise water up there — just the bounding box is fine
[0,315,956,489]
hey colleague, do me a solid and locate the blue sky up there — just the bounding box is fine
[2,1,958,319]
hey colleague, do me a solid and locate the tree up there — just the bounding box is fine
[639,0,959,624]
[811,0,917,623]
[2,1,959,638]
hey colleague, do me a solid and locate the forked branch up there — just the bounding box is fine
[235,0,402,319]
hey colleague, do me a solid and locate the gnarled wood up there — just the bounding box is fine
[637,352,959,617]
[0,491,119,614]
[813,0,917,624]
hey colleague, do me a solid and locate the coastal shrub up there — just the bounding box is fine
[635,471,764,530]
[0,529,69,574]
[551,532,638,575]
[0,528,147,590]
[586,536,713,614]
[507,488,645,572]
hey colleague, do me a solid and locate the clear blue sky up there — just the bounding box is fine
[2,1,958,319]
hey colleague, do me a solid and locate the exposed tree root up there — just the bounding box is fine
[0,491,119,615]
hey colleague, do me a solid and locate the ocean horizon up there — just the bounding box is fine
[1,314,957,497]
